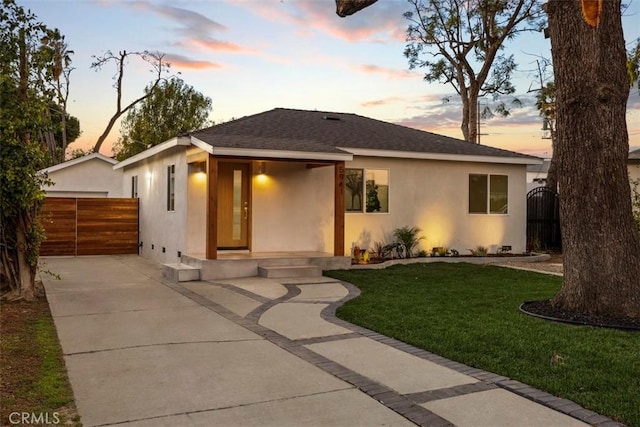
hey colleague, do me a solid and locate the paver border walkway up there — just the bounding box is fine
[162,274,621,427]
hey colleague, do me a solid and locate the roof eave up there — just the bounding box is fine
[40,152,118,173]
[210,146,352,162]
[340,148,542,165]
[113,137,191,170]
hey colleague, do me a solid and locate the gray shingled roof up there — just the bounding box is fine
[190,108,536,160]
[630,148,640,161]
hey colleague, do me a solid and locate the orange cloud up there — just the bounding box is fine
[165,54,223,70]
[187,38,253,53]
[361,96,405,107]
[355,64,416,80]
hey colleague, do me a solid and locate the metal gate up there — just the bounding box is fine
[526,187,562,251]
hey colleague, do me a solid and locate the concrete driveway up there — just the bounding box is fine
[40,255,604,427]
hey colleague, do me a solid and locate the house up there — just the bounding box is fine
[40,152,123,198]
[526,158,551,191]
[114,108,541,271]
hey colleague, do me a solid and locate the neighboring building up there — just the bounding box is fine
[526,158,551,192]
[114,108,541,264]
[629,148,640,182]
[40,153,123,198]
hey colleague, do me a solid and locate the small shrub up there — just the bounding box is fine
[417,250,428,257]
[372,241,386,259]
[469,245,488,257]
[393,226,425,258]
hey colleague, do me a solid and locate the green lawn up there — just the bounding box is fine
[0,298,80,426]
[325,263,640,427]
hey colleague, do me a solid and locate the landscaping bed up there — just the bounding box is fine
[325,263,639,426]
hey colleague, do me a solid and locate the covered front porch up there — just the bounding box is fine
[184,146,352,265]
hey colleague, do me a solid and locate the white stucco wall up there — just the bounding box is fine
[251,162,334,252]
[186,162,208,256]
[344,157,528,256]
[126,149,529,261]
[45,158,122,197]
[121,147,188,264]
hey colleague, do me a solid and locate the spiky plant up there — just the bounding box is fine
[393,226,425,258]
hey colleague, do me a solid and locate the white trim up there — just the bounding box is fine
[210,146,353,162]
[41,152,117,174]
[339,148,541,165]
[113,137,191,170]
[190,137,214,155]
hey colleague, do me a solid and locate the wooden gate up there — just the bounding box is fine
[526,187,562,251]
[39,198,139,256]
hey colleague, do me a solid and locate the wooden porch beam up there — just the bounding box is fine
[206,155,218,259]
[334,161,345,256]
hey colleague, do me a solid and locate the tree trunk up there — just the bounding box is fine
[547,0,640,319]
[460,90,478,143]
[16,214,35,301]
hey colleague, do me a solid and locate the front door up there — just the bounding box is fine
[217,162,250,249]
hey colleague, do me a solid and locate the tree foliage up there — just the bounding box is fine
[0,0,56,300]
[90,50,171,154]
[113,78,212,160]
[404,0,544,143]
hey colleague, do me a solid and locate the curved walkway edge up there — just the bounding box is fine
[41,255,621,427]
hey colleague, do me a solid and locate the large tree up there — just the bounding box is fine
[546,0,640,319]
[404,0,544,143]
[113,78,212,160]
[336,0,640,320]
[90,50,171,154]
[0,0,55,300]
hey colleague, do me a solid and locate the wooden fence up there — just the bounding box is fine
[39,198,139,256]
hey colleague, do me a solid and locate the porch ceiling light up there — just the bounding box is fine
[258,161,266,175]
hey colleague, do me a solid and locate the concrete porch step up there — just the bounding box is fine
[162,263,201,282]
[258,265,322,279]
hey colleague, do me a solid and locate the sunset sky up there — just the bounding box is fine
[20,0,640,158]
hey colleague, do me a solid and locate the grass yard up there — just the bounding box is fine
[0,295,81,426]
[325,263,640,427]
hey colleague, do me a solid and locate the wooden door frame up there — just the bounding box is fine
[206,157,253,259]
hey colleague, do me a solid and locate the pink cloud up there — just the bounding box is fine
[361,96,405,107]
[165,54,223,70]
[355,64,416,80]
[123,2,255,55]
[186,38,253,53]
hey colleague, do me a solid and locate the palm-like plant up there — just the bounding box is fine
[393,226,425,258]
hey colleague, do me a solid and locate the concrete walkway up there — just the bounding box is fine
[40,255,616,427]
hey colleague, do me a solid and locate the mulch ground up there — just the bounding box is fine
[0,290,81,426]
[521,299,640,331]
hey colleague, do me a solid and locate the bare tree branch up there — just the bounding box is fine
[91,50,170,153]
